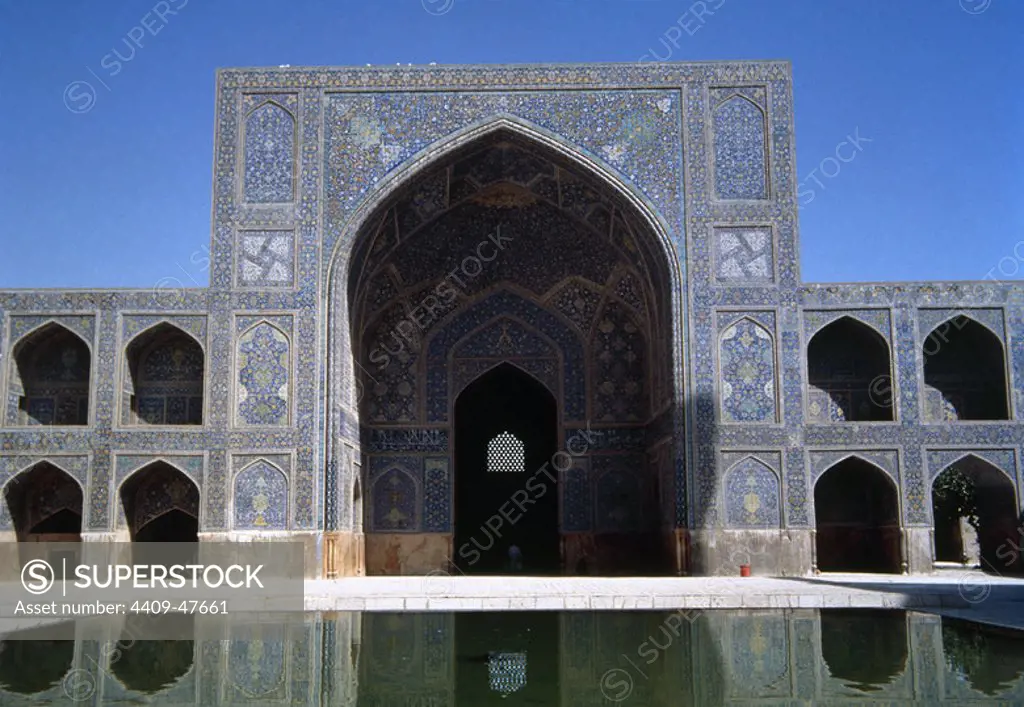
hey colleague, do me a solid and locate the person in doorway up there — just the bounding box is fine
[508,543,523,572]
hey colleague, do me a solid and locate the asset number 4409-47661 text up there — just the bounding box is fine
[132,600,228,614]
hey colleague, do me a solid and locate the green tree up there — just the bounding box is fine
[934,468,978,530]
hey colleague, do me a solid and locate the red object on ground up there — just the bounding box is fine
[740,564,751,577]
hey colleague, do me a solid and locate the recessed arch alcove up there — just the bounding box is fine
[7,322,91,426]
[931,455,1020,572]
[122,323,205,426]
[325,117,685,576]
[923,317,1009,421]
[3,461,83,545]
[814,457,902,573]
[807,316,894,422]
[119,461,200,558]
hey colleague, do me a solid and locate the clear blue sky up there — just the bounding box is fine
[0,0,1021,288]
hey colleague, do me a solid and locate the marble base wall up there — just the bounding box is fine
[199,531,321,579]
[323,531,365,578]
[906,526,934,574]
[365,533,451,575]
[689,528,813,577]
[562,532,673,575]
[0,531,18,580]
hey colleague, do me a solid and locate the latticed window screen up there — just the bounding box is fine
[487,431,525,473]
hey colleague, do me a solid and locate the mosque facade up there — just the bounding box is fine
[1,61,1022,578]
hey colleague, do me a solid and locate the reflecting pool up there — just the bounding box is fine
[0,609,1022,704]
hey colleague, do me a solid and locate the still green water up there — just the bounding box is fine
[0,610,1021,705]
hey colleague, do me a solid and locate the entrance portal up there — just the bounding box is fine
[454,364,559,574]
[814,458,901,573]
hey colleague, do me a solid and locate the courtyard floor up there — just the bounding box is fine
[2,570,1024,636]
[305,569,1024,629]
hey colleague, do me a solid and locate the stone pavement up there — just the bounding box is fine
[3,571,1023,637]
[304,571,1024,618]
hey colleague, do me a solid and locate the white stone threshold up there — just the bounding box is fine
[303,572,1024,613]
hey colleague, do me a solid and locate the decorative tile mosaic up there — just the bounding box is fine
[426,290,586,422]
[712,93,768,200]
[593,456,643,532]
[803,309,892,344]
[423,457,449,532]
[6,323,91,426]
[719,316,777,423]
[233,459,288,529]
[368,428,448,453]
[453,317,554,359]
[808,450,899,486]
[244,98,296,203]
[0,458,86,532]
[114,453,204,487]
[129,329,204,426]
[370,460,419,532]
[236,230,296,287]
[925,448,1017,483]
[591,301,647,423]
[563,457,592,532]
[723,457,781,528]
[237,321,290,426]
[121,315,207,347]
[715,227,774,283]
[918,308,1005,343]
[115,457,202,531]
[452,358,559,404]
[9,315,95,348]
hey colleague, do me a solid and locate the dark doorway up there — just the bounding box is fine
[454,364,559,574]
[134,510,199,543]
[120,462,200,543]
[814,459,901,573]
[120,462,200,567]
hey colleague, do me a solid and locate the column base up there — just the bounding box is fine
[323,531,365,578]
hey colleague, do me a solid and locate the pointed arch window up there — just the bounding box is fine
[488,431,525,473]
[8,323,91,426]
[123,324,204,426]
